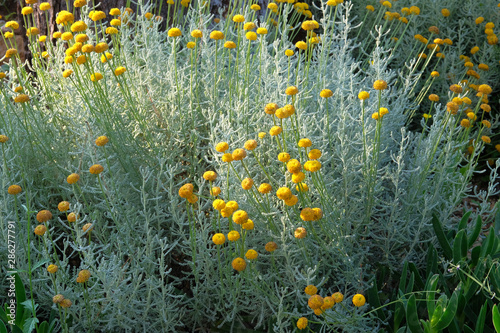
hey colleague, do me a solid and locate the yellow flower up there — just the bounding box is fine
[284,195,298,206]
[5,48,17,58]
[191,29,202,38]
[481,136,491,144]
[76,269,91,283]
[232,148,247,161]
[332,292,343,303]
[22,7,33,15]
[295,41,307,50]
[298,138,312,148]
[308,295,324,310]
[178,184,194,199]
[74,0,87,7]
[304,160,321,172]
[4,32,13,39]
[322,296,335,310]
[265,241,278,252]
[34,225,47,236]
[36,210,52,223]
[358,91,370,100]
[245,249,258,260]
[297,317,308,330]
[285,49,294,56]
[373,80,387,90]
[47,265,58,274]
[308,149,322,160]
[228,230,240,241]
[476,17,484,24]
[366,5,375,11]
[460,119,471,128]
[431,71,439,78]
[265,103,278,114]
[246,31,257,40]
[285,86,298,96]
[287,159,301,174]
[480,104,491,112]
[409,6,420,15]
[58,201,70,212]
[75,34,89,43]
[168,28,182,37]
[91,73,103,82]
[478,84,492,95]
[187,194,198,204]
[94,42,109,53]
[276,187,292,200]
[269,126,282,136]
[320,89,333,98]
[294,227,307,239]
[471,46,479,54]
[250,4,260,10]
[304,285,317,295]
[221,153,233,163]
[233,14,245,23]
[428,94,439,102]
[224,41,236,49]
[481,120,491,128]
[257,27,268,35]
[423,114,432,119]
[110,19,121,26]
[67,212,78,222]
[292,172,305,184]
[232,257,246,271]
[441,8,450,17]
[203,171,217,181]
[449,84,462,94]
[14,94,29,103]
[212,233,225,245]
[243,22,256,30]
[67,173,80,184]
[382,1,391,8]
[213,199,225,211]
[89,164,104,174]
[71,21,87,33]
[241,178,254,190]
[8,185,22,195]
[59,299,72,308]
[352,294,366,307]
[226,201,239,211]
[258,183,272,194]
[52,294,65,304]
[106,27,118,35]
[82,44,94,53]
[91,10,106,21]
[242,219,254,230]
[5,21,19,30]
[232,210,248,224]
[94,136,108,147]
[278,152,291,162]
[215,142,229,152]
[114,66,126,76]
[210,30,224,40]
[244,139,258,150]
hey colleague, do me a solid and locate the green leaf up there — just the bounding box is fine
[462,325,474,333]
[367,280,386,321]
[400,261,409,292]
[22,317,38,333]
[493,304,500,333]
[432,214,453,260]
[37,321,48,333]
[409,263,424,290]
[407,272,415,294]
[426,245,438,278]
[471,246,481,266]
[475,301,487,333]
[453,230,466,264]
[394,302,405,332]
[480,227,495,257]
[430,303,444,328]
[406,294,423,333]
[0,321,6,333]
[458,211,472,232]
[425,274,439,319]
[14,274,26,327]
[31,259,50,273]
[432,291,459,330]
[468,215,482,248]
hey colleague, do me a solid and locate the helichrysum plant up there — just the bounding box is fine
[0,0,499,332]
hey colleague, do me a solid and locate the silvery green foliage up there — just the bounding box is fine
[0,0,498,332]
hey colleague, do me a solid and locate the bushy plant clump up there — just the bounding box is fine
[0,0,499,331]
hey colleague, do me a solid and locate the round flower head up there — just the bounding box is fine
[22,7,33,15]
[0,135,9,143]
[178,183,194,199]
[220,207,233,218]
[265,241,278,252]
[60,299,72,308]
[243,22,256,31]
[232,257,246,271]
[67,213,78,222]
[244,140,258,151]
[285,49,294,56]
[287,159,302,174]
[89,164,104,175]
[241,178,254,190]
[481,136,491,144]
[210,30,224,40]
[226,201,239,211]
[480,104,491,112]
[256,27,267,35]
[296,41,307,50]
[76,269,91,283]
[224,41,236,49]
[449,84,463,94]
[191,29,203,38]
[63,69,73,78]
[211,188,222,198]
[304,285,317,295]
[308,149,322,160]
[284,195,298,206]
[232,210,248,224]
[320,89,333,98]
[52,294,64,304]
[258,183,272,194]
[71,21,87,33]
[245,249,258,260]
[74,0,87,7]
[37,210,52,223]
[14,94,29,103]
[232,148,247,161]
[276,187,292,200]
[251,4,260,10]
[8,185,22,195]
[246,31,257,41]
[203,171,217,181]
[446,102,459,115]
[478,84,492,95]
[213,199,225,211]
[82,223,93,233]
[242,219,254,230]
[460,119,471,128]
[298,138,312,148]
[300,208,315,221]
[312,208,323,221]
[215,142,229,152]
[58,201,70,212]
[286,86,299,96]
[304,160,321,172]
[297,317,308,330]
[91,10,106,21]
[228,230,240,241]
[332,292,344,303]
[278,152,291,162]
[269,126,282,136]
[373,80,388,90]
[221,153,233,163]
[308,294,324,310]
[94,42,109,53]
[34,225,47,236]
[95,136,109,147]
[322,296,335,310]
[212,233,225,245]
[168,28,182,37]
[481,120,491,128]
[47,264,58,274]
[352,294,366,307]
[292,172,305,184]
[187,194,198,204]
[114,66,126,76]
[233,14,245,23]
[294,227,307,239]
[91,73,103,82]
[428,94,439,102]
